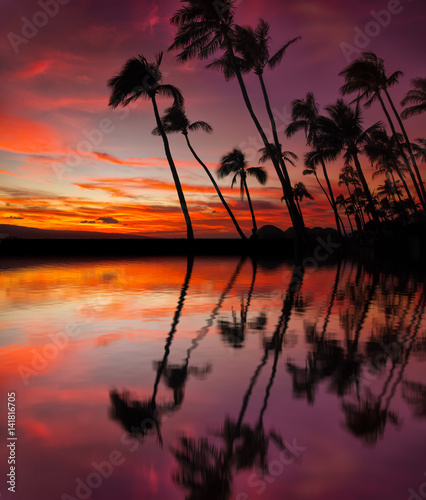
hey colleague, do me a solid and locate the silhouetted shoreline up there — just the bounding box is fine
[0,233,424,260]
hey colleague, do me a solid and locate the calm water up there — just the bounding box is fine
[0,256,425,500]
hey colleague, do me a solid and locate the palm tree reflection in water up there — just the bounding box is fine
[171,266,304,500]
[109,256,246,445]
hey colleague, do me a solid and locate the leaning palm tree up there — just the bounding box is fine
[336,194,355,234]
[107,52,194,239]
[315,100,383,232]
[153,105,246,239]
[218,149,267,233]
[339,52,426,211]
[208,20,305,231]
[401,77,426,119]
[292,182,314,219]
[286,92,344,237]
[364,129,417,215]
[169,1,308,245]
[412,138,426,164]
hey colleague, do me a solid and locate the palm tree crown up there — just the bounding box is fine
[401,77,426,119]
[107,52,194,239]
[218,148,267,233]
[152,105,247,239]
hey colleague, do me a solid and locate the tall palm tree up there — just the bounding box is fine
[286,92,344,237]
[218,149,267,233]
[336,194,355,234]
[153,105,246,239]
[169,2,308,245]
[208,20,306,232]
[401,77,426,119]
[364,129,417,215]
[315,99,383,232]
[107,52,194,239]
[376,179,406,221]
[412,138,426,164]
[292,182,314,219]
[339,52,426,210]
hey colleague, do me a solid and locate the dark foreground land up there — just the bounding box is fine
[0,232,424,259]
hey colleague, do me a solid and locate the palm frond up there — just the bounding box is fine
[247,167,267,185]
[267,36,301,69]
[188,121,213,133]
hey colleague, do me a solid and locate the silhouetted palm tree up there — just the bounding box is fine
[339,52,426,210]
[107,52,194,238]
[218,149,267,233]
[258,144,298,168]
[169,2,308,245]
[212,20,306,233]
[286,92,344,237]
[364,129,417,216]
[336,194,355,234]
[412,138,426,164]
[292,182,314,218]
[401,77,426,119]
[153,105,246,239]
[316,100,383,232]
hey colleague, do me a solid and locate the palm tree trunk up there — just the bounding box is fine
[295,198,302,219]
[224,38,308,246]
[376,92,426,211]
[352,152,382,233]
[320,158,343,237]
[390,171,408,222]
[346,211,354,234]
[384,88,426,206]
[184,133,246,239]
[151,254,194,405]
[257,73,307,236]
[394,166,418,215]
[151,95,194,239]
[243,176,257,233]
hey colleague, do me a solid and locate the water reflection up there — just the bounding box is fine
[171,266,302,500]
[1,256,426,499]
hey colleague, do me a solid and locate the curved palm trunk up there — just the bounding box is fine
[151,255,194,405]
[345,210,354,234]
[184,133,246,239]
[295,197,302,218]
[384,89,426,206]
[257,73,307,237]
[351,152,382,233]
[243,175,257,233]
[376,92,426,211]
[390,171,408,222]
[320,158,343,238]
[151,95,194,239]
[224,38,308,246]
[348,183,365,229]
[394,166,418,215]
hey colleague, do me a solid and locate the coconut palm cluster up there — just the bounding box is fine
[107,1,426,243]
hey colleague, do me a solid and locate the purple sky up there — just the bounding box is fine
[1,0,425,237]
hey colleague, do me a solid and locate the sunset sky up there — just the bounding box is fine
[1,0,425,237]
